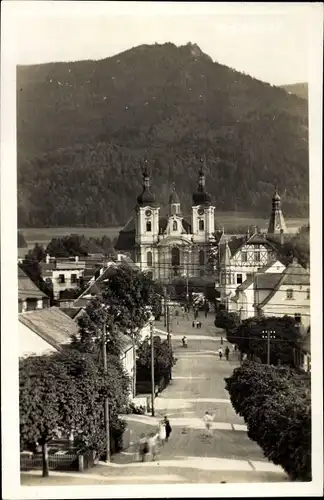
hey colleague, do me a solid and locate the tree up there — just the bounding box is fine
[46,235,89,257]
[71,297,125,357]
[101,264,161,341]
[19,251,53,301]
[225,362,311,481]
[19,348,130,477]
[136,336,176,385]
[226,316,303,366]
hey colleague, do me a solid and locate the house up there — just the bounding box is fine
[40,255,87,300]
[230,259,286,320]
[119,333,135,398]
[19,306,78,358]
[218,229,285,309]
[255,259,310,328]
[18,265,50,312]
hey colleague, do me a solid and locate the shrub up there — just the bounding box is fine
[225,362,311,481]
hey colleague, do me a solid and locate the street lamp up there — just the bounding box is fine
[261,329,276,365]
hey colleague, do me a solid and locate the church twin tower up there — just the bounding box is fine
[117,164,287,282]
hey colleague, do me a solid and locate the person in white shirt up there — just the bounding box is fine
[203,411,214,436]
[148,432,159,461]
[218,347,224,360]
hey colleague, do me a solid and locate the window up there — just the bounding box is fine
[200,269,205,277]
[286,289,294,299]
[71,273,78,284]
[294,313,302,324]
[199,219,204,231]
[237,273,243,284]
[147,251,152,267]
[171,247,180,266]
[147,271,153,280]
[173,221,178,231]
[306,289,310,300]
[241,252,247,263]
[58,274,65,284]
[146,221,152,232]
[255,252,260,262]
[199,249,205,266]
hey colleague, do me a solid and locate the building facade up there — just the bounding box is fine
[116,166,217,283]
[40,255,86,299]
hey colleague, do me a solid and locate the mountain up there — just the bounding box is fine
[281,83,308,100]
[17,42,309,227]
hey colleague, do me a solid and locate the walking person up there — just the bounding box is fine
[182,336,188,348]
[218,346,223,360]
[203,411,214,437]
[225,346,230,361]
[148,432,159,461]
[159,419,166,445]
[164,416,172,442]
[192,320,195,328]
[138,433,149,462]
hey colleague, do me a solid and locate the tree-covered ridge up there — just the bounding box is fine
[17,42,309,227]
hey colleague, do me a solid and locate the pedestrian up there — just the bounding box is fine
[196,320,199,329]
[138,433,149,462]
[159,419,166,445]
[225,346,230,361]
[192,320,195,328]
[203,411,213,436]
[218,346,223,360]
[182,336,188,348]
[164,416,172,442]
[199,321,202,329]
[148,432,159,461]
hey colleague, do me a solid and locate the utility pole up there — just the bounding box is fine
[132,332,136,398]
[150,317,155,417]
[262,330,276,365]
[102,323,110,462]
[166,303,173,381]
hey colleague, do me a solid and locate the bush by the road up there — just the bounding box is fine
[225,362,311,481]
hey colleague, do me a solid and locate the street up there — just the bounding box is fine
[22,311,288,485]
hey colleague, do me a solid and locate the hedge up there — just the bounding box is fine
[225,362,311,481]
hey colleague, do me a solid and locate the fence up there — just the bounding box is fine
[20,452,79,472]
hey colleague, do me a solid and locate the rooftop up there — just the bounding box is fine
[19,306,78,350]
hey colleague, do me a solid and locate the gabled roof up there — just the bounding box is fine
[255,273,283,292]
[258,260,310,308]
[19,306,77,350]
[73,264,117,307]
[18,266,48,300]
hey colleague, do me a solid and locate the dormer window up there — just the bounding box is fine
[146,221,152,232]
[199,220,204,231]
[173,221,178,231]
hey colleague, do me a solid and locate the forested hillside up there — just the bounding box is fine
[17,42,309,227]
[281,83,308,100]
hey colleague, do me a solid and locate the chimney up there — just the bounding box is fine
[280,229,284,246]
[75,255,79,263]
[46,254,50,264]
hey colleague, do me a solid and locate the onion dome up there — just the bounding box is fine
[137,167,156,205]
[192,165,212,205]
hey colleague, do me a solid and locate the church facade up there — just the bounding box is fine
[116,168,289,286]
[115,167,217,282]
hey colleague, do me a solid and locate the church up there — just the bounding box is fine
[115,165,288,284]
[116,166,218,282]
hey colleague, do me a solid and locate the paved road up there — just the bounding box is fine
[109,313,287,482]
[21,312,287,485]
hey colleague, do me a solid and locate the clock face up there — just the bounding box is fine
[145,209,152,217]
[198,208,204,215]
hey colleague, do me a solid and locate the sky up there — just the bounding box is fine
[7,1,320,86]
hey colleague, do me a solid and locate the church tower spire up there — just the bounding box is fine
[136,162,156,206]
[169,183,181,215]
[267,186,287,234]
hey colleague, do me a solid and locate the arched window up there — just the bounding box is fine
[199,219,204,231]
[173,221,178,231]
[199,249,205,266]
[171,247,180,267]
[146,221,152,232]
[147,251,152,267]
